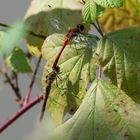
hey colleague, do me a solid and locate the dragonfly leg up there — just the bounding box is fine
[55,76,63,90]
[73,42,79,55]
[56,73,62,81]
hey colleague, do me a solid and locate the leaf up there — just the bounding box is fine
[96,27,140,103]
[98,0,140,32]
[82,0,96,23]
[41,33,98,124]
[95,0,123,8]
[0,22,27,57]
[7,48,32,73]
[48,80,140,140]
[96,5,105,17]
[24,0,84,56]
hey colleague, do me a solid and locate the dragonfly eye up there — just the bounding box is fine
[77,24,84,32]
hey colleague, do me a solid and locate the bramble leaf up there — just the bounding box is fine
[7,48,32,73]
[96,5,105,17]
[41,33,98,124]
[96,26,140,103]
[95,0,123,8]
[48,80,140,140]
[82,0,96,23]
[24,0,83,56]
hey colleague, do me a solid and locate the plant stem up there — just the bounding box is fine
[12,71,22,101]
[0,95,43,133]
[92,22,104,37]
[96,19,104,36]
[13,72,18,88]
[0,22,46,40]
[4,72,22,101]
[23,55,42,105]
[2,60,22,103]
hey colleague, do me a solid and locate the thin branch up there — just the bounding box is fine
[2,61,22,103]
[23,55,42,105]
[0,95,43,133]
[13,72,18,87]
[0,22,46,40]
[91,22,104,37]
[0,22,9,28]
[28,31,46,40]
[12,72,21,102]
[96,19,104,36]
[4,72,22,102]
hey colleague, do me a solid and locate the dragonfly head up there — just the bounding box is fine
[76,24,84,32]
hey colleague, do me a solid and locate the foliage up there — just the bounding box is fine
[82,0,96,23]
[42,33,98,124]
[94,0,123,8]
[7,47,32,73]
[0,22,27,57]
[0,22,32,73]
[48,80,140,140]
[24,0,83,56]
[1,0,140,139]
[96,27,140,103]
[98,0,140,32]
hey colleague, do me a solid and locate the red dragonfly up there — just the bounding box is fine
[40,24,84,121]
[53,24,84,69]
[40,66,60,121]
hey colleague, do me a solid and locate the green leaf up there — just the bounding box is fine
[48,80,140,140]
[96,5,105,17]
[24,0,84,56]
[82,0,96,23]
[96,27,140,103]
[95,0,123,8]
[7,48,32,73]
[42,33,98,124]
[0,22,27,57]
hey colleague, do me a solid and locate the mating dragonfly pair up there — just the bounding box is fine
[40,24,85,121]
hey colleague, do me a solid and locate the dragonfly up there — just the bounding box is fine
[40,65,60,121]
[53,24,84,69]
[27,24,85,121]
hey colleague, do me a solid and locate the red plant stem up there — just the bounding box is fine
[23,55,42,106]
[0,95,43,133]
[53,38,71,68]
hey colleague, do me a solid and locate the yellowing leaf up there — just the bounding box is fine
[98,0,140,32]
[48,80,140,140]
[24,0,83,56]
[41,33,98,124]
